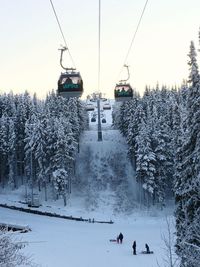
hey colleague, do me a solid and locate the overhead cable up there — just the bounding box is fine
[98,0,101,93]
[117,0,149,80]
[49,0,76,68]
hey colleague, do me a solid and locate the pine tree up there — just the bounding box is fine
[126,102,145,167]
[136,119,157,207]
[31,114,49,197]
[0,114,9,187]
[7,118,17,189]
[153,114,172,206]
[175,41,200,267]
[51,118,71,206]
[52,169,68,206]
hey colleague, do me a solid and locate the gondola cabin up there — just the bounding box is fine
[58,71,83,98]
[103,102,111,110]
[86,103,95,111]
[114,83,133,101]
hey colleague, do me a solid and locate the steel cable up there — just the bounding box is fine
[117,0,149,81]
[49,0,76,68]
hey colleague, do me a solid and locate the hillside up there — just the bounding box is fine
[74,127,137,214]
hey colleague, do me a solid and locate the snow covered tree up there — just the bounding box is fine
[0,91,85,204]
[14,92,35,184]
[114,93,139,137]
[52,168,68,206]
[126,101,144,167]
[153,113,173,206]
[136,119,157,206]
[51,117,75,205]
[175,41,200,267]
[29,113,49,197]
[0,114,9,187]
[7,118,17,189]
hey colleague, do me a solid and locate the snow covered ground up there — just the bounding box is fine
[0,99,175,266]
[0,206,174,267]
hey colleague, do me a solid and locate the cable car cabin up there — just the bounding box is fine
[103,103,111,110]
[58,72,83,98]
[86,103,95,111]
[114,83,133,101]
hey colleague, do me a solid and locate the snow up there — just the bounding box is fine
[0,207,173,267]
[0,99,175,267]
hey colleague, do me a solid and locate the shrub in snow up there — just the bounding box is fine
[0,229,36,267]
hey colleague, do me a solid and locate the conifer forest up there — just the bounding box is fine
[1,33,200,267]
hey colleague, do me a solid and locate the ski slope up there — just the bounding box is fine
[0,99,175,267]
[0,206,173,267]
[73,99,139,215]
[74,129,138,215]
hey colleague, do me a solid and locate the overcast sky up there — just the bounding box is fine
[0,0,200,99]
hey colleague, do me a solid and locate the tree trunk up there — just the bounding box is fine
[44,182,47,201]
[0,158,6,188]
[38,180,41,192]
[63,194,67,206]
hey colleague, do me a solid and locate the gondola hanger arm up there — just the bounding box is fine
[58,46,76,72]
[119,65,130,83]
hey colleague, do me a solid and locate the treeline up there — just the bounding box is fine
[113,84,184,207]
[113,40,200,266]
[0,91,88,205]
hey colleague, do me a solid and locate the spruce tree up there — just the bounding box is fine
[175,41,200,267]
[136,119,157,206]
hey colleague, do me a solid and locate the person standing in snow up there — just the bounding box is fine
[118,233,123,243]
[132,241,136,255]
[145,243,150,253]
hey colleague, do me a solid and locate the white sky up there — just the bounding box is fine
[0,0,200,99]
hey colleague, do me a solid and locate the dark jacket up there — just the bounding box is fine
[118,233,123,240]
[145,243,150,253]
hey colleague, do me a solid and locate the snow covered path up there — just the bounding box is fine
[0,207,171,267]
[74,106,138,215]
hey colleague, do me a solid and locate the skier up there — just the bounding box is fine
[132,241,136,255]
[145,243,150,254]
[118,233,123,244]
